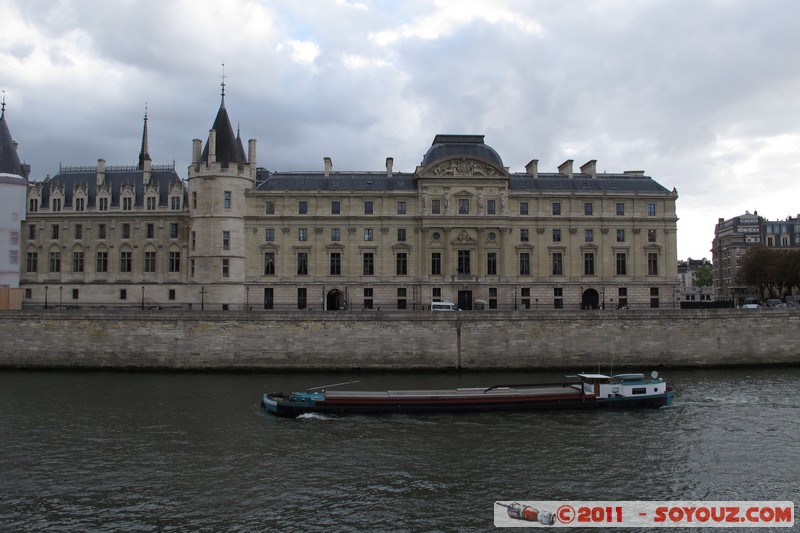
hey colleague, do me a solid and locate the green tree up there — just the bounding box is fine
[692,264,714,287]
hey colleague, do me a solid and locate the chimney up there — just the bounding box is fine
[525,159,538,178]
[558,159,573,178]
[207,129,217,164]
[324,157,332,176]
[623,170,645,176]
[248,139,257,167]
[96,159,106,187]
[386,157,394,177]
[192,139,202,164]
[580,159,597,178]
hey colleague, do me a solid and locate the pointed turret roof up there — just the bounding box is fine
[0,96,28,178]
[138,105,151,169]
[200,84,244,167]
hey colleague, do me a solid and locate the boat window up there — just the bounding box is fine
[632,387,646,395]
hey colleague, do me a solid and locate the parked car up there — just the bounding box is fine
[741,303,761,309]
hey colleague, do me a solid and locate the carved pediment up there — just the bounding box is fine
[423,157,507,178]
[450,230,476,244]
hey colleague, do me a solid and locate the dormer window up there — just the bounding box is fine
[146,196,157,210]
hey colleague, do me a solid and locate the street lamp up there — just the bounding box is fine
[44,285,48,309]
[246,286,250,311]
[59,286,63,309]
[200,286,205,310]
[141,286,145,310]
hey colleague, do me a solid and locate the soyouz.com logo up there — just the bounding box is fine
[494,501,794,527]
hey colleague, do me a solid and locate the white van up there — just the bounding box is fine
[431,301,460,312]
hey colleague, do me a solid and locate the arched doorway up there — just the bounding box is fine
[581,288,600,309]
[326,289,346,311]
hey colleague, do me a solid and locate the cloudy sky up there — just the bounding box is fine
[3,0,799,260]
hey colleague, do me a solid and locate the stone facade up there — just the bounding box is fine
[19,89,680,311]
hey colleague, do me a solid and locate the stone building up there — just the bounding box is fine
[21,89,680,310]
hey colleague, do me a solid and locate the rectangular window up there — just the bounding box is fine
[554,287,564,309]
[584,202,593,215]
[648,253,659,275]
[74,224,83,240]
[146,224,154,239]
[169,251,181,273]
[120,251,132,273]
[51,224,59,239]
[458,198,469,214]
[552,202,561,215]
[647,203,656,216]
[520,228,529,242]
[618,287,628,309]
[26,252,37,273]
[521,287,530,309]
[330,252,341,275]
[363,253,374,275]
[264,288,274,310]
[144,251,156,273]
[49,252,61,273]
[224,191,231,209]
[396,201,406,214]
[52,198,61,212]
[648,229,657,243]
[98,224,106,239]
[297,252,308,275]
[146,196,156,210]
[265,201,275,214]
[432,287,442,301]
[431,199,441,214]
[120,223,129,239]
[519,253,531,275]
[616,202,625,215]
[364,201,373,214]
[616,253,627,275]
[192,191,197,209]
[585,229,593,243]
[75,197,85,211]
[191,231,196,250]
[396,252,408,276]
[168,289,176,301]
[297,288,307,309]
[299,200,308,214]
[223,231,230,250]
[123,197,132,211]
[171,196,181,210]
[29,198,39,212]
[397,228,406,242]
[489,287,498,309]
[99,197,108,211]
[650,287,659,308]
[72,251,84,273]
[72,289,79,300]
[170,223,179,239]
[364,228,373,241]
[519,202,529,215]
[552,252,563,276]
[222,258,229,278]
[431,252,441,275]
[397,287,407,310]
[331,201,341,215]
[363,288,373,309]
[265,228,275,242]
[28,224,36,240]
[96,252,108,273]
[331,228,340,241]
[299,228,308,241]
[457,250,470,275]
[487,199,496,215]
[487,252,497,276]
[617,229,625,242]
[190,259,195,277]
[553,229,561,242]
[584,253,595,275]
[120,289,127,300]
[264,252,275,275]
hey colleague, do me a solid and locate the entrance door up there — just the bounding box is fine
[457,290,473,311]
[326,289,345,311]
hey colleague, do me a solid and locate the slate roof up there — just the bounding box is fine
[420,134,504,169]
[508,173,671,194]
[36,165,186,210]
[0,106,29,178]
[200,94,246,168]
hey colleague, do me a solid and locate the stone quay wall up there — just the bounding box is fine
[0,309,798,370]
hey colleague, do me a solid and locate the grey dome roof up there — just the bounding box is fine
[420,135,504,169]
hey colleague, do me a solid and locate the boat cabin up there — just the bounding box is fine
[577,373,668,399]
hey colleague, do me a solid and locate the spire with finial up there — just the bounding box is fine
[220,61,227,107]
[1,90,6,119]
[138,103,151,170]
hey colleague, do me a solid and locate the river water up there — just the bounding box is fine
[0,367,797,532]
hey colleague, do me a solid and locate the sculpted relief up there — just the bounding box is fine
[430,158,499,177]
